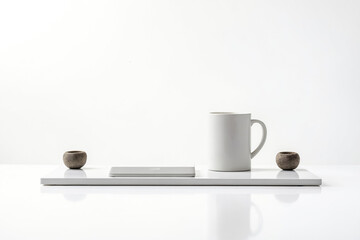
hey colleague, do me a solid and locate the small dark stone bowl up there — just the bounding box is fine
[276,152,300,170]
[63,151,87,169]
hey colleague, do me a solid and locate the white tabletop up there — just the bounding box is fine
[0,164,359,240]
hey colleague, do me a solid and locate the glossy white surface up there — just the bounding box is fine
[1,165,360,239]
[41,166,321,186]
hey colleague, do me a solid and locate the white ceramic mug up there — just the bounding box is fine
[209,112,267,171]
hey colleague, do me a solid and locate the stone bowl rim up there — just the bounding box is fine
[64,150,86,155]
[278,151,298,155]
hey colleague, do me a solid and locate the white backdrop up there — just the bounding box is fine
[1,0,359,166]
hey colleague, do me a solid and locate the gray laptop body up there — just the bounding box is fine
[109,166,196,177]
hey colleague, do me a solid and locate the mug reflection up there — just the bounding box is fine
[208,193,262,240]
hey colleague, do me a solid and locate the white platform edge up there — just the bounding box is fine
[41,178,321,186]
[41,167,322,186]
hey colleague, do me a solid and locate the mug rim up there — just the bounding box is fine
[210,112,251,115]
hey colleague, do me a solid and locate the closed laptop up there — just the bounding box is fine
[109,166,196,177]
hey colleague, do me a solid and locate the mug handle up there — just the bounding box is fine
[251,119,267,159]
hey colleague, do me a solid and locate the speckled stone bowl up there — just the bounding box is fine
[63,151,87,169]
[276,152,300,170]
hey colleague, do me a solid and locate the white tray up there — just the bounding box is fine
[41,166,322,186]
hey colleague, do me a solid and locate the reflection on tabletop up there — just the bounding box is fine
[39,166,324,240]
[208,193,262,240]
[41,182,320,240]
